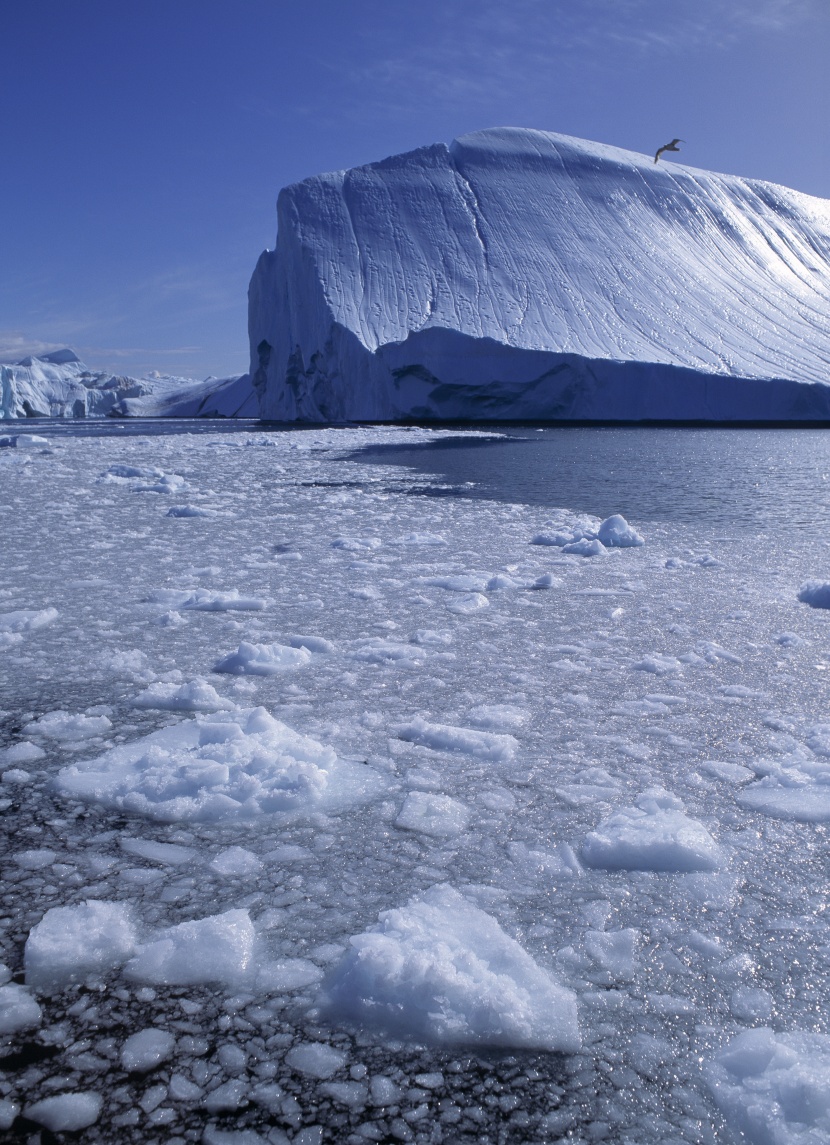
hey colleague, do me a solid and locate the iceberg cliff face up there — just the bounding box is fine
[249,127,830,422]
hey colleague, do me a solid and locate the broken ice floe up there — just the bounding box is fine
[213,640,312,675]
[582,790,721,872]
[707,1027,830,1145]
[0,606,58,648]
[146,587,267,611]
[133,677,235,712]
[395,790,470,837]
[392,716,518,762]
[54,707,380,821]
[798,580,830,609]
[25,901,138,991]
[532,513,644,553]
[738,745,830,822]
[324,884,580,1050]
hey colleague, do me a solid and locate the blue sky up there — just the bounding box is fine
[1,0,827,379]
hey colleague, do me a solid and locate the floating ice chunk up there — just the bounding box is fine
[0,607,58,635]
[24,1092,102,1132]
[121,1027,176,1072]
[213,641,311,675]
[203,1128,270,1145]
[531,572,561,589]
[707,1027,830,1145]
[447,592,490,614]
[798,581,830,609]
[397,532,447,546]
[147,588,267,611]
[55,708,337,822]
[256,959,323,992]
[467,703,527,731]
[392,716,517,762]
[585,929,639,981]
[738,753,830,822]
[582,790,721,872]
[119,838,197,865]
[13,849,56,870]
[325,884,580,1051]
[486,574,521,590]
[1,768,32,784]
[395,791,470,837]
[0,983,42,1034]
[0,1099,18,1129]
[562,538,607,557]
[597,514,645,547]
[730,987,773,1021]
[286,634,336,653]
[210,846,263,877]
[409,629,453,646]
[0,741,45,765]
[633,655,683,676]
[331,536,382,550]
[0,433,50,449]
[24,710,112,742]
[103,464,164,480]
[25,901,138,991]
[125,909,256,987]
[420,574,489,592]
[134,677,235,712]
[133,473,187,494]
[166,505,212,517]
[286,1042,347,1079]
[351,639,424,666]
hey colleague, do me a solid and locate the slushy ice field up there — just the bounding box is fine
[1,424,829,1145]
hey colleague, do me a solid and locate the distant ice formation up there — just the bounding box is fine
[0,348,255,419]
[249,127,830,422]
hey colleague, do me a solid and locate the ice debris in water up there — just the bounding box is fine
[597,513,645,547]
[213,640,312,674]
[581,789,721,872]
[120,1027,176,1072]
[0,983,42,1034]
[707,1027,830,1145]
[798,580,830,609]
[0,607,58,648]
[124,909,256,987]
[25,901,138,991]
[324,883,580,1051]
[737,746,830,822]
[391,716,518,761]
[24,1092,103,1132]
[133,676,235,712]
[532,513,643,553]
[24,710,112,742]
[54,707,337,821]
[395,790,470,837]
[146,587,267,611]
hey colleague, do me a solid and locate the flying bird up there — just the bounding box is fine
[654,138,683,163]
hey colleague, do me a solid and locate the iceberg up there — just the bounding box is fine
[249,127,830,422]
[0,348,256,419]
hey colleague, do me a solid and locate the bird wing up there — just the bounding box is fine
[654,146,665,162]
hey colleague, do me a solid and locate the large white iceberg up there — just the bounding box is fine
[250,127,830,422]
[0,348,255,419]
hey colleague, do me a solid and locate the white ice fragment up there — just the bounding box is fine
[25,900,138,991]
[798,581,830,609]
[395,791,470,837]
[738,752,830,822]
[730,987,773,1021]
[119,838,197,865]
[210,846,263,877]
[13,849,56,870]
[582,789,721,872]
[147,588,266,611]
[597,514,644,547]
[585,929,640,981]
[24,1092,102,1132]
[121,1027,176,1072]
[1,768,32,784]
[0,983,42,1034]
[370,1076,401,1106]
[166,505,212,517]
[134,677,235,712]
[392,716,517,762]
[0,433,49,448]
[707,1027,830,1144]
[562,538,607,557]
[325,884,580,1051]
[125,909,256,987]
[286,634,336,653]
[466,703,527,731]
[24,710,112,742]
[446,591,490,614]
[0,607,58,635]
[531,572,561,589]
[55,707,336,822]
[213,641,311,675]
[202,1128,270,1145]
[0,741,45,765]
[255,959,323,992]
[286,1042,346,1079]
[0,1100,19,1130]
[633,654,682,675]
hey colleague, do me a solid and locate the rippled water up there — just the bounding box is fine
[351,427,830,531]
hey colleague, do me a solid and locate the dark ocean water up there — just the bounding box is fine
[348,426,830,531]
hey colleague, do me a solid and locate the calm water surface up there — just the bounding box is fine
[350,427,830,532]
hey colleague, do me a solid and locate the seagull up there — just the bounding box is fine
[654,138,683,163]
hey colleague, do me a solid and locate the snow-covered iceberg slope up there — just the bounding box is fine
[249,127,830,422]
[0,349,256,419]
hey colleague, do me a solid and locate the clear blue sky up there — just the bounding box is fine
[1,0,827,379]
